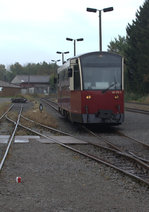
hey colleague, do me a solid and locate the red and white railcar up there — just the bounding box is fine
[57,51,124,124]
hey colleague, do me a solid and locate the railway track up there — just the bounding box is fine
[125,102,149,115]
[21,115,149,186]
[41,98,58,112]
[83,126,149,164]
[5,113,149,186]
[6,98,146,187]
[41,98,149,161]
[125,107,149,115]
[0,104,23,171]
[2,99,149,186]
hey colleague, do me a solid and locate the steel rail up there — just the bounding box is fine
[42,98,149,152]
[41,98,58,112]
[0,106,23,171]
[0,104,14,120]
[39,99,128,153]
[21,115,71,136]
[22,108,149,167]
[40,98,149,178]
[128,151,149,163]
[125,107,149,115]
[117,131,149,149]
[83,125,149,164]
[82,126,122,152]
[126,102,149,106]
[6,115,149,186]
[38,98,149,185]
[21,114,149,169]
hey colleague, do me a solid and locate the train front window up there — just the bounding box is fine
[81,54,122,91]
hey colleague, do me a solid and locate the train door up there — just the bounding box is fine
[74,64,81,90]
[69,62,82,121]
[69,60,82,91]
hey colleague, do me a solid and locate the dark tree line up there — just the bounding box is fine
[108,0,149,94]
[0,62,58,83]
[0,65,7,81]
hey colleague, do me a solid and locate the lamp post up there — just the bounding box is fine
[28,72,30,94]
[51,59,60,78]
[51,59,61,93]
[66,37,84,56]
[51,59,60,77]
[56,51,69,64]
[86,7,113,52]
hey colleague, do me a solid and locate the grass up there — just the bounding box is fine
[139,95,149,104]
[16,103,58,135]
[22,101,58,129]
[125,93,149,104]
[8,94,58,128]
[2,95,58,135]
[0,103,10,117]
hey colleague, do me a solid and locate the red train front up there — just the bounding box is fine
[57,51,124,125]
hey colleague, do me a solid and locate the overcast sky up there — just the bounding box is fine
[0,0,145,66]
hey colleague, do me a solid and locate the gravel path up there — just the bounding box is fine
[0,98,149,211]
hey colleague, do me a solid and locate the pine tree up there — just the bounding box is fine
[107,35,127,57]
[125,0,149,93]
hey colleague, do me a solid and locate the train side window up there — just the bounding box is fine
[74,65,81,90]
[68,68,72,77]
[57,74,59,83]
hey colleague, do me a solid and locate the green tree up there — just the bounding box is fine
[9,62,24,75]
[6,63,24,82]
[107,35,127,57]
[125,0,149,94]
[0,64,6,81]
[107,36,129,91]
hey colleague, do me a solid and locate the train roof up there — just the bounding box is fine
[57,51,122,73]
[68,51,122,60]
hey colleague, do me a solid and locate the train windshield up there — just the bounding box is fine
[81,53,122,91]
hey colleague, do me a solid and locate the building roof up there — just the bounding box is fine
[0,80,20,88]
[11,75,50,84]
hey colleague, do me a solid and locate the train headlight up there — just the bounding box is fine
[114,95,119,99]
[86,95,92,100]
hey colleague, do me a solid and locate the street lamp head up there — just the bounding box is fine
[103,7,114,12]
[66,38,73,41]
[64,51,69,54]
[51,59,61,63]
[57,51,69,54]
[87,7,97,13]
[77,38,84,42]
